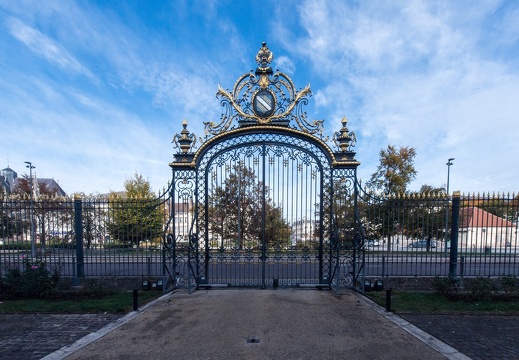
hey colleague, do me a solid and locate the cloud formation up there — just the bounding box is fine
[0,0,517,195]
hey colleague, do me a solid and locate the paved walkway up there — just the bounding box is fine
[400,314,519,360]
[0,290,517,359]
[0,313,121,360]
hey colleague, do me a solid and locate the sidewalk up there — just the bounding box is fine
[42,289,466,360]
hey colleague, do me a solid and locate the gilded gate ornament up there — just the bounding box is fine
[203,42,325,138]
[171,42,359,168]
[333,116,357,153]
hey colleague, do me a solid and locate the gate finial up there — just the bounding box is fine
[172,120,197,155]
[255,42,274,89]
[333,116,357,152]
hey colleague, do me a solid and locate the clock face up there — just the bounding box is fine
[253,90,275,118]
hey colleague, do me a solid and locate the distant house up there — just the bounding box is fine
[459,207,517,248]
[0,167,18,194]
[291,218,318,246]
[11,178,67,197]
[1,166,67,196]
[35,178,67,196]
[10,178,66,197]
[163,201,194,242]
[0,175,9,195]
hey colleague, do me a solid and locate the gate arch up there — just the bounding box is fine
[164,43,362,291]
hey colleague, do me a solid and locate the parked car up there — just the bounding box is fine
[408,240,437,248]
[363,239,380,248]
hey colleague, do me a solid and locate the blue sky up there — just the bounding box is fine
[0,0,518,195]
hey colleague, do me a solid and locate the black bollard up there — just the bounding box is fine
[385,289,392,312]
[133,289,138,311]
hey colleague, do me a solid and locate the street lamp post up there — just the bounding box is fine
[24,161,36,257]
[445,158,454,253]
[446,158,454,194]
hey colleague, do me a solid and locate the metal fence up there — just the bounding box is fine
[1,192,517,279]
[360,192,519,278]
[0,194,168,278]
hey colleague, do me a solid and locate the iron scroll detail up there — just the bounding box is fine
[203,42,325,139]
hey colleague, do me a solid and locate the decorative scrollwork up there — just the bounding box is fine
[203,42,325,139]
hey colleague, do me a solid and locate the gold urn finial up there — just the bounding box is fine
[333,116,357,152]
[255,42,274,89]
[255,42,273,69]
[172,120,197,154]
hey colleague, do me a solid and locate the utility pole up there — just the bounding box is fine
[24,161,36,257]
[445,158,454,253]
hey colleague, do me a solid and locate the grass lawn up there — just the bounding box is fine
[3,289,519,315]
[365,291,519,314]
[0,290,164,314]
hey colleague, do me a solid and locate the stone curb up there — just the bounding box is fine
[41,291,175,360]
[353,292,471,360]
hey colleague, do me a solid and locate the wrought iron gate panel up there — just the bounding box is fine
[166,43,361,291]
[198,134,331,288]
[330,168,362,290]
[163,168,198,292]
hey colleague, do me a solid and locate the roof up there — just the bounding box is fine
[12,178,66,196]
[0,167,17,179]
[460,207,515,228]
[38,178,66,196]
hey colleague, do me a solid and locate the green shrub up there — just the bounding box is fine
[432,276,460,297]
[466,277,495,300]
[0,255,61,299]
[500,275,517,297]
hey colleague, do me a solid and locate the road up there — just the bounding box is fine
[1,249,518,280]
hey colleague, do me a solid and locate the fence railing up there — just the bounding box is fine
[360,192,519,278]
[0,194,168,278]
[1,192,517,279]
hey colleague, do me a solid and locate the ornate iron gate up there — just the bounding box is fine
[163,43,363,291]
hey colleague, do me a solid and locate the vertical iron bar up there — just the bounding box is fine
[74,194,84,278]
[261,145,266,289]
[385,289,392,311]
[133,289,138,311]
[173,169,179,287]
[352,173,358,286]
[449,191,461,277]
[202,166,209,285]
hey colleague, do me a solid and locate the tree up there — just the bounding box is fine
[477,194,519,223]
[366,145,416,249]
[404,185,449,251]
[367,145,417,195]
[13,175,71,251]
[208,164,291,249]
[316,177,357,251]
[80,195,107,249]
[107,173,165,248]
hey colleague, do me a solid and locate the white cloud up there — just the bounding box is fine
[5,17,93,78]
[275,56,295,75]
[1,0,517,196]
[280,0,519,193]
